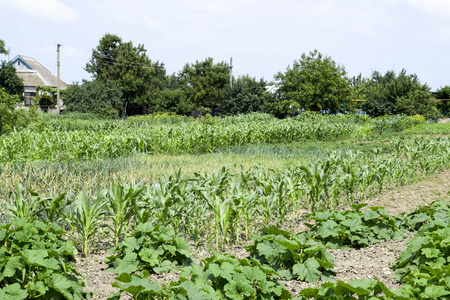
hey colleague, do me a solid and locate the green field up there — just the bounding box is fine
[1,112,450,299]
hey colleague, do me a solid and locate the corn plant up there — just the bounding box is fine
[105,182,144,246]
[68,190,107,257]
[6,183,40,219]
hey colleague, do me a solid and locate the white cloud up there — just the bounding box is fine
[8,0,78,22]
[406,0,450,15]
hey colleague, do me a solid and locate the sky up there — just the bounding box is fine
[1,0,450,90]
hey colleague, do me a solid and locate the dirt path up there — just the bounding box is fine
[76,170,450,299]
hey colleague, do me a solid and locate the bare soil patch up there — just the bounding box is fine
[76,170,450,299]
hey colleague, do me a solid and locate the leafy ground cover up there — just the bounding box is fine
[0,218,90,299]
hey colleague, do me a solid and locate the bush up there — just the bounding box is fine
[0,88,38,135]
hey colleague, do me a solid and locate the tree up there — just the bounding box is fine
[153,89,192,115]
[219,75,268,115]
[62,80,123,119]
[360,70,437,118]
[178,57,229,113]
[0,39,8,55]
[85,33,166,115]
[275,50,353,114]
[435,86,450,117]
[0,62,24,97]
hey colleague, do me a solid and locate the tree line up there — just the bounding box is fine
[1,34,450,125]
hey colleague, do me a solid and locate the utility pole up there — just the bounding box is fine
[229,57,233,88]
[56,44,61,114]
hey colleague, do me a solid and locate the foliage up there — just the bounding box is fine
[369,114,419,135]
[173,253,292,299]
[245,226,335,282]
[295,278,401,300]
[398,200,450,231]
[0,61,24,97]
[68,191,107,257]
[274,50,353,114]
[109,253,292,299]
[105,222,193,275]
[220,75,268,115]
[153,88,192,115]
[105,182,145,246]
[0,217,90,299]
[263,97,300,118]
[305,203,404,249]
[179,57,229,111]
[62,79,123,119]
[36,86,57,107]
[0,87,38,135]
[0,39,8,55]
[435,85,450,117]
[5,183,71,225]
[359,70,437,118]
[85,33,166,115]
[392,216,450,281]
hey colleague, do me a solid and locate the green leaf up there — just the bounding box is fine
[314,220,340,238]
[119,275,161,296]
[21,249,48,267]
[28,281,49,295]
[423,285,450,298]
[261,225,292,237]
[292,258,321,282]
[0,283,28,300]
[179,281,211,300]
[421,248,440,259]
[136,222,154,233]
[51,273,83,300]
[3,256,23,277]
[139,248,160,266]
[224,273,254,299]
[108,252,140,274]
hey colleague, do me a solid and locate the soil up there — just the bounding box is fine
[76,169,450,299]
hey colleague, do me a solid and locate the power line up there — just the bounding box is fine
[91,53,166,69]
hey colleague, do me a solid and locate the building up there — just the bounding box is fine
[10,55,67,106]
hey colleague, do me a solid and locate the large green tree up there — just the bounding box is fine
[275,50,353,114]
[178,57,229,113]
[85,33,166,115]
[0,62,24,97]
[360,70,437,118]
[219,75,268,115]
[62,79,123,119]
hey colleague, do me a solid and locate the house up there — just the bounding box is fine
[10,55,67,107]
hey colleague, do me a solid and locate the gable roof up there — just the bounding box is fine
[10,55,68,88]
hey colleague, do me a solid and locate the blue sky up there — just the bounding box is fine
[1,0,450,90]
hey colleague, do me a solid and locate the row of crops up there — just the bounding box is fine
[2,137,450,253]
[0,113,421,162]
[2,199,449,299]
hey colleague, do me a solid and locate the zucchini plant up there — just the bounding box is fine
[0,218,90,299]
[245,226,335,282]
[305,203,404,249]
[105,222,193,275]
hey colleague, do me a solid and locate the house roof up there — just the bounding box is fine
[10,55,68,89]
